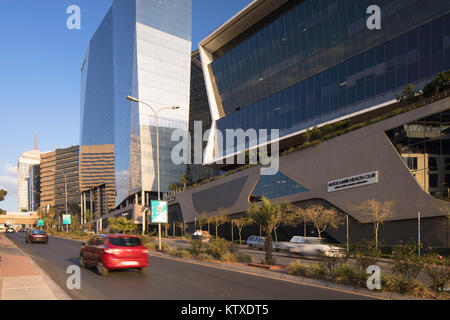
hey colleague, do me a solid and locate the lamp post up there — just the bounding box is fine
[126,95,180,250]
[52,169,68,232]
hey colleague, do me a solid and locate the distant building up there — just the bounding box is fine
[18,148,41,212]
[27,164,40,211]
[40,146,80,221]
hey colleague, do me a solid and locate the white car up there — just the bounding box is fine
[278,236,345,257]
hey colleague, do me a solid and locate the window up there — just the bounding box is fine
[108,237,141,247]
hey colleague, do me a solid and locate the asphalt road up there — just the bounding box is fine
[5,233,375,300]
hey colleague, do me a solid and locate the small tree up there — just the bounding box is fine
[210,213,228,238]
[293,203,344,239]
[108,217,138,234]
[84,209,94,231]
[355,199,395,248]
[232,214,252,245]
[247,197,288,265]
[198,212,208,231]
[396,84,419,102]
[0,189,7,215]
[169,182,179,192]
[180,174,189,191]
[273,202,291,243]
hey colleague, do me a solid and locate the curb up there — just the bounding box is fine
[149,251,424,301]
[3,235,72,300]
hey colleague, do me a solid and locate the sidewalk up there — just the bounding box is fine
[0,234,70,300]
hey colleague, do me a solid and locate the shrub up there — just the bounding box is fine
[235,252,252,263]
[221,252,238,263]
[320,250,348,274]
[309,126,322,141]
[422,253,450,292]
[382,274,415,294]
[207,237,233,260]
[287,261,309,277]
[333,264,367,287]
[191,239,204,256]
[307,263,328,279]
[352,241,380,272]
[197,253,214,261]
[392,241,423,280]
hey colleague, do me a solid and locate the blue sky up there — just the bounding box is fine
[0,0,251,212]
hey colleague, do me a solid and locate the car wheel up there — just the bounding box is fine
[80,255,86,268]
[96,261,109,276]
[138,267,147,274]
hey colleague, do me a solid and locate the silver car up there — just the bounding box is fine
[288,237,345,257]
[247,236,265,250]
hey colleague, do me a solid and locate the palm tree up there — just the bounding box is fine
[180,174,189,191]
[247,197,288,265]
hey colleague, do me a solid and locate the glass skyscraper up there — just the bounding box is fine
[80,0,192,208]
[200,0,450,162]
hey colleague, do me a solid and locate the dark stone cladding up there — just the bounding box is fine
[168,97,450,246]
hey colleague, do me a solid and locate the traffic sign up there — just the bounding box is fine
[63,214,71,225]
[151,201,168,224]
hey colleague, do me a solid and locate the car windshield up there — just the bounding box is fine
[31,230,46,235]
[108,237,141,247]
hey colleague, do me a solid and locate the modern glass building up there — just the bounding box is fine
[17,149,41,212]
[80,0,192,209]
[200,0,450,162]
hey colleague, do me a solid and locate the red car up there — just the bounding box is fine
[25,229,48,243]
[80,234,149,276]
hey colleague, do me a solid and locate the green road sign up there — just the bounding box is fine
[38,219,44,226]
[151,201,168,224]
[63,214,71,225]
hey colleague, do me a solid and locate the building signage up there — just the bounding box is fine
[328,171,379,192]
[63,214,71,225]
[151,200,168,224]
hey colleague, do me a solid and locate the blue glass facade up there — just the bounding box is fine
[251,171,308,201]
[80,0,192,206]
[211,0,450,157]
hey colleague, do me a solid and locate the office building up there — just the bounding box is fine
[40,146,81,219]
[27,164,40,211]
[17,148,41,212]
[80,0,192,222]
[168,0,450,246]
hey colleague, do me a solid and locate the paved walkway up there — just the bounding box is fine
[0,233,69,300]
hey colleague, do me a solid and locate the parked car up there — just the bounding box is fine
[191,230,211,242]
[246,236,277,250]
[80,234,149,276]
[6,227,15,233]
[25,229,48,244]
[285,236,345,257]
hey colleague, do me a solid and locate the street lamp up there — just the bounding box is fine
[52,169,68,233]
[126,95,180,250]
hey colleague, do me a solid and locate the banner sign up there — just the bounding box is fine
[151,201,168,224]
[63,214,71,225]
[328,171,379,192]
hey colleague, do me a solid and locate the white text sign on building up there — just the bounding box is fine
[328,171,379,192]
